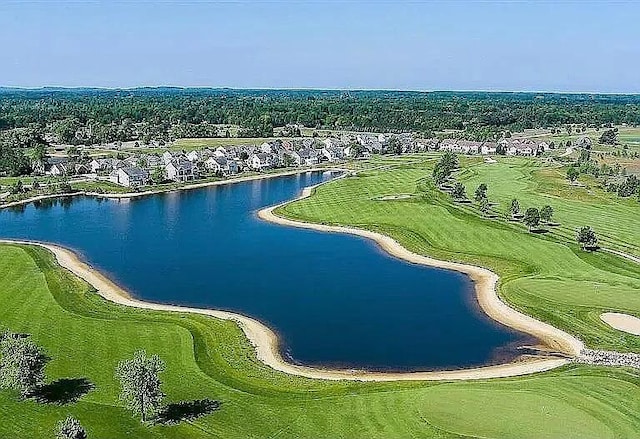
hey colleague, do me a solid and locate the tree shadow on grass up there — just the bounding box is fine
[530,228,550,234]
[33,378,94,405]
[156,399,221,425]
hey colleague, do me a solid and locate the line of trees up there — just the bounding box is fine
[3,89,640,144]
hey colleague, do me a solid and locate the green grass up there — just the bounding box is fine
[70,181,131,194]
[132,137,280,153]
[1,155,640,437]
[0,243,639,438]
[279,158,640,353]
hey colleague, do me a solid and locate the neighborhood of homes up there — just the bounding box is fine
[38,134,586,188]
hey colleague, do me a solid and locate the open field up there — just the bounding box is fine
[157,137,279,152]
[1,244,639,438]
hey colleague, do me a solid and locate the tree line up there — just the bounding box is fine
[3,88,640,144]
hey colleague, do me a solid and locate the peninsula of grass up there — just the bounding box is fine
[278,157,640,353]
[1,156,639,438]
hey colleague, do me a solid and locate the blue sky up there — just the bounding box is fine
[1,1,639,92]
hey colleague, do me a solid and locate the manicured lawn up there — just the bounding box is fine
[1,244,639,438]
[279,158,640,353]
[1,155,639,437]
[164,137,278,151]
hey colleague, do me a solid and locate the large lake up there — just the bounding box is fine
[0,171,532,371]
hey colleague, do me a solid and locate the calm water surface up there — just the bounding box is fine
[0,171,532,371]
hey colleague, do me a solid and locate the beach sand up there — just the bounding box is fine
[0,174,587,382]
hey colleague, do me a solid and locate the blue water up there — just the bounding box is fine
[0,171,532,371]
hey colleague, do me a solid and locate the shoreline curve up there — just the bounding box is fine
[0,171,584,382]
[0,167,345,210]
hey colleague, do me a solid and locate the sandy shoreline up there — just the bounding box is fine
[1,238,571,381]
[0,171,589,381]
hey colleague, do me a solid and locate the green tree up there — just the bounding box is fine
[115,350,165,422]
[576,226,598,250]
[599,129,617,145]
[540,205,554,223]
[56,416,87,439]
[479,197,490,215]
[452,182,466,200]
[0,333,49,397]
[509,198,520,218]
[474,183,488,202]
[9,179,23,195]
[523,207,540,231]
[566,166,580,182]
[150,168,165,184]
[432,152,459,185]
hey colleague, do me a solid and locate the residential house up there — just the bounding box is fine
[439,139,460,153]
[165,159,197,182]
[321,146,345,162]
[481,143,498,155]
[291,148,320,166]
[248,153,273,171]
[162,151,187,165]
[111,166,150,188]
[50,162,70,176]
[186,149,213,163]
[213,147,228,158]
[458,140,482,155]
[205,156,239,175]
[74,164,90,175]
[323,138,343,149]
[575,136,593,148]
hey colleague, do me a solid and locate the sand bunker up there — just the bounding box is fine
[601,312,640,336]
[375,194,413,201]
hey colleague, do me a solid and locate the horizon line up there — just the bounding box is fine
[2,84,640,96]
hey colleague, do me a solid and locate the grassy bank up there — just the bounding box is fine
[279,156,640,353]
[0,244,638,438]
[1,155,639,437]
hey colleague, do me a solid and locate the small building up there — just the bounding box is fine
[165,159,197,182]
[111,166,150,188]
[291,148,320,166]
[50,162,71,176]
[248,153,273,171]
[481,143,498,155]
[205,156,239,175]
[321,146,345,162]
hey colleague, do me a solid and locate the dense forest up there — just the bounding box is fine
[1,88,640,176]
[2,88,640,141]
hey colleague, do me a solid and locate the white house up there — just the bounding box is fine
[321,147,345,162]
[213,147,228,158]
[165,159,197,182]
[439,139,460,153]
[481,143,498,155]
[205,156,239,175]
[248,153,273,171]
[111,166,149,188]
[323,138,343,149]
[291,148,319,166]
[90,158,123,174]
[161,151,175,165]
[50,162,70,176]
